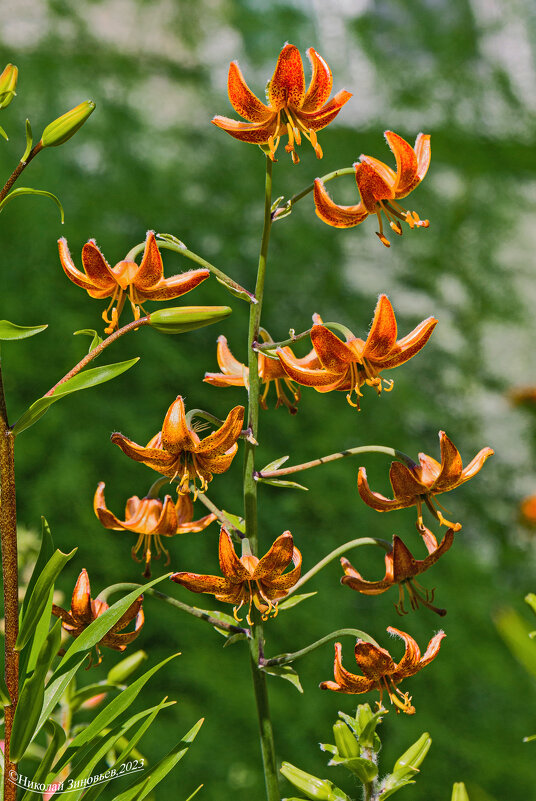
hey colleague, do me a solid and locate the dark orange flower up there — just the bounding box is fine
[52,569,144,665]
[520,495,536,527]
[341,527,455,616]
[212,44,352,164]
[509,386,536,408]
[277,296,437,408]
[58,231,209,333]
[111,396,244,495]
[171,528,301,624]
[203,334,320,414]
[358,431,494,530]
[314,131,431,246]
[94,482,216,577]
[319,627,445,714]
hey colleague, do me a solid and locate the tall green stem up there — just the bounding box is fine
[243,156,280,801]
[0,350,19,801]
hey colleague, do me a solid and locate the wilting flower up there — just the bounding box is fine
[319,627,445,714]
[277,295,437,408]
[111,396,244,495]
[203,333,320,414]
[358,430,494,530]
[171,528,301,624]
[58,230,209,333]
[212,43,352,164]
[341,527,455,616]
[52,569,144,665]
[314,131,431,246]
[520,495,536,527]
[94,482,216,577]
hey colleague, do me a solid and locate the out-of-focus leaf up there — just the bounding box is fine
[69,681,124,712]
[107,650,148,684]
[13,358,139,435]
[0,320,47,340]
[0,187,65,221]
[494,607,536,678]
[21,720,66,801]
[261,664,303,693]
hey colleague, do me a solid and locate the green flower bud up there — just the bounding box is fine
[0,63,18,109]
[393,732,431,779]
[451,782,470,801]
[280,763,349,801]
[40,100,95,147]
[333,721,360,759]
[107,650,148,683]
[148,305,232,334]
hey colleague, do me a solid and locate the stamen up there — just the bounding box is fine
[375,210,391,248]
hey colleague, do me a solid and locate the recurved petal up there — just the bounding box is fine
[171,570,237,596]
[104,609,144,648]
[313,178,369,228]
[415,133,431,180]
[219,528,250,580]
[301,48,333,112]
[137,269,210,301]
[196,405,244,457]
[264,546,302,591]
[109,596,143,633]
[311,325,356,369]
[93,482,125,530]
[51,605,75,627]
[340,555,394,595]
[155,495,181,535]
[58,238,112,294]
[387,627,421,677]
[459,445,495,484]
[355,160,395,212]
[111,432,176,469]
[176,512,217,534]
[357,467,406,512]
[277,346,343,387]
[417,629,446,669]
[375,317,437,370]
[161,397,198,453]
[417,527,455,570]
[253,531,294,580]
[389,461,427,500]
[384,131,419,197]
[298,90,353,132]
[390,536,420,581]
[354,640,395,679]
[133,231,163,289]
[227,60,273,122]
[433,431,464,491]
[362,295,398,360]
[268,44,306,110]
[216,335,246,374]
[320,642,375,693]
[81,241,118,288]
[211,115,278,145]
[198,446,238,475]
[71,570,94,623]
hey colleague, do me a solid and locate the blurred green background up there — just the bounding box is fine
[1,0,536,798]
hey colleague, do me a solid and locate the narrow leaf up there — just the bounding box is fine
[36,656,86,735]
[184,786,204,801]
[69,681,124,712]
[0,124,7,140]
[256,477,308,491]
[74,328,103,352]
[278,592,317,612]
[21,720,66,801]
[260,455,290,472]
[0,320,47,340]
[0,187,65,221]
[261,664,303,693]
[494,607,536,678]
[21,118,33,162]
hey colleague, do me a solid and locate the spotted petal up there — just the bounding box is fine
[211,115,278,145]
[384,131,419,197]
[320,642,375,693]
[313,177,369,228]
[219,528,250,581]
[301,47,333,112]
[253,531,294,580]
[268,44,305,110]
[362,295,398,360]
[227,60,273,122]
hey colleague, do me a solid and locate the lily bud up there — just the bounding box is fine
[333,721,360,759]
[392,732,431,779]
[0,63,18,109]
[40,100,95,147]
[148,305,232,334]
[280,763,349,801]
[107,650,148,683]
[451,783,470,801]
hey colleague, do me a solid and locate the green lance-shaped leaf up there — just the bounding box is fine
[21,118,33,161]
[494,607,536,678]
[261,664,303,693]
[36,655,87,736]
[110,717,204,801]
[12,357,139,436]
[0,187,65,221]
[10,620,62,761]
[16,546,76,650]
[107,650,148,684]
[277,592,317,612]
[256,476,309,491]
[451,783,470,801]
[0,320,47,340]
[378,779,418,800]
[280,763,350,801]
[21,719,66,801]
[18,518,55,675]
[74,328,103,352]
[260,455,290,472]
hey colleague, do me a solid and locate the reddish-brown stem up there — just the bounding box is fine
[0,354,19,801]
[44,316,150,397]
[0,142,43,204]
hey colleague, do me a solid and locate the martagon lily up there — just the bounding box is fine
[204,333,319,414]
[314,131,431,246]
[277,295,437,408]
[320,627,445,715]
[111,396,244,495]
[340,527,455,616]
[52,569,144,665]
[94,482,216,577]
[358,430,494,530]
[171,528,302,624]
[212,43,352,164]
[58,230,209,333]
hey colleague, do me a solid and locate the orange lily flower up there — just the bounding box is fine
[319,627,445,714]
[358,430,494,530]
[52,569,144,665]
[111,396,244,495]
[212,43,352,164]
[520,495,536,527]
[58,230,209,333]
[94,482,216,577]
[314,131,431,246]
[277,296,437,408]
[203,333,320,414]
[340,527,455,616]
[171,528,301,624]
